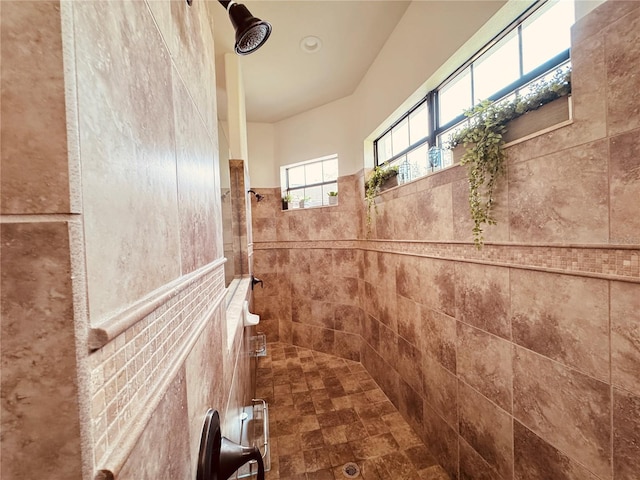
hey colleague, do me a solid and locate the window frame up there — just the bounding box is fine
[281,154,339,208]
[374,0,573,169]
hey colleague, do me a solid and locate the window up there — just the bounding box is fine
[374,98,434,183]
[374,0,575,178]
[437,0,574,133]
[281,154,338,208]
[472,32,520,104]
[438,67,471,127]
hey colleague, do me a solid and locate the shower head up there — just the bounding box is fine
[220,1,272,56]
[248,190,264,202]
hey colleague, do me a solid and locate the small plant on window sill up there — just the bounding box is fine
[298,196,311,208]
[447,68,571,248]
[328,191,338,205]
[282,193,293,210]
[364,165,399,236]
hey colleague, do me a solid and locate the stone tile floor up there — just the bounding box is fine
[256,343,450,480]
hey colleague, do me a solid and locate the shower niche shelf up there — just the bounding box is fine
[237,399,270,478]
[250,333,267,357]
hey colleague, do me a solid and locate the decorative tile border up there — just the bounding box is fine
[254,240,639,283]
[88,259,226,348]
[88,263,226,476]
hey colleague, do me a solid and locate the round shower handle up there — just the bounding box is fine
[197,409,265,480]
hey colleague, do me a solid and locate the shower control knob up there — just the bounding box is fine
[251,275,263,289]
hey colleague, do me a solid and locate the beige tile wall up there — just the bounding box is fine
[0,1,71,215]
[73,0,251,477]
[252,2,640,479]
[1,2,83,478]
[1,0,253,479]
[1,221,83,480]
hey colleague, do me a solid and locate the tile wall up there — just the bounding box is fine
[1,1,252,479]
[252,173,365,360]
[252,2,640,479]
[1,2,82,478]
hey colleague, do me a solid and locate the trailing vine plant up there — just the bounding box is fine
[448,68,571,247]
[365,165,399,236]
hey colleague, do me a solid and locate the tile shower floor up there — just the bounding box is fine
[256,343,450,480]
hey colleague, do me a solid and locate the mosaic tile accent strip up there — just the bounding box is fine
[254,241,640,283]
[88,260,225,348]
[87,264,225,471]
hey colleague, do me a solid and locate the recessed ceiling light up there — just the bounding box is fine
[300,35,322,54]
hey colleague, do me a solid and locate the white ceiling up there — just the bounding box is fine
[210,0,411,123]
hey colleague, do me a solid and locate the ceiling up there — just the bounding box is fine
[209,1,411,123]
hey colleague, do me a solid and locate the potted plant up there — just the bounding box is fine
[448,68,571,247]
[365,165,399,235]
[282,193,293,210]
[327,191,338,205]
[298,196,311,208]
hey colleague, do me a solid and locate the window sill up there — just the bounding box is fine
[282,204,338,212]
[503,95,573,147]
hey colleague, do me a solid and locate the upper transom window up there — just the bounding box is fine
[373,0,575,183]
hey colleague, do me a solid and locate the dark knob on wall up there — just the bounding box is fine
[197,409,265,480]
[251,275,263,290]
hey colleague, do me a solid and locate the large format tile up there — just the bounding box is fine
[333,331,361,362]
[0,222,82,480]
[422,402,459,480]
[413,183,454,241]
[508,140,609,244]
[397,336,423,396]
[334,304,362,335]
[613,388,640,480]
[572,0,640,45]
[0,1,70,214]
[609,129,640,244]
[510,269,609,381]
[73,0,182,320]
[422,355,458,430]
[458,381,513,480]
[459,438,501,480]
[514,421,599,480]
[396,254,422,304]
[167,0,216,135]
[419,307,457,373]
[452,175,509,244]
[605,5,640,135]
[566,24,607,145]
[397,295,420,345]
[184,312,226,479]
[456,322,512,412]
[513,346,611,478]
[611,281,640,397]
[415,258,456,318]
[454,263,510,340]
[172,70,219,273]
